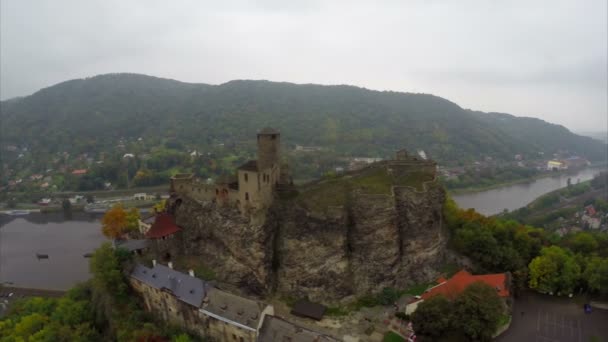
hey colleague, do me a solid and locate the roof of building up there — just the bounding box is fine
[258,127,279,135]
[114,239,148,252]
[202,287,265,330]
[131,263,208,307]
[141,213,156,224]
[290,300,327,321]
[258,315,340,342]
[71,169,88,175]
[216,174,238,184]
[237,160,258,172]
[145,213,181,239]
[420,270,509,301]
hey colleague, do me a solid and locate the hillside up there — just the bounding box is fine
[1,73,606,165]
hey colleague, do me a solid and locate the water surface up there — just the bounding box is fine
[0,212,106,290]
[452,167,605,216]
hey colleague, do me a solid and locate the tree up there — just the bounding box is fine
[528,246,581,295]
[453,282,504,341]
[411,295,453,338]
[89,242,130,300]
[582,256,608,296]
[101,205,138,239]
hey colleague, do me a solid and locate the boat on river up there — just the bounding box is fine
[84,203,109,213]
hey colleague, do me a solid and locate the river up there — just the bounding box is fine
[452,167,606,216]
[1,167,604,291]
[0,212,106,291]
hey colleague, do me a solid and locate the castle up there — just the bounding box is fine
[169,127,285,217]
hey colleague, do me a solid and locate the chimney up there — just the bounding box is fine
[152,259,157,267]
[189,269,195,277]
[168,261,173,269]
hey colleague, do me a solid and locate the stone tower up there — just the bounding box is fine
[257,127,280,171]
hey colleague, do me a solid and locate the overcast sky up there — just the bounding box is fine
[1,0,606,132]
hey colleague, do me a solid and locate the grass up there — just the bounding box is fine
[383,331,405,342]
[173,256,217,280]
[325,284,432,317]
[498,314,511,327]
[297,166,434,213]
[403,283,432,296]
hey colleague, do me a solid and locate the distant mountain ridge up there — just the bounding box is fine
[1,73,605,163]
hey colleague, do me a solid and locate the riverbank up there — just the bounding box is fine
[447,166,603,195]
[452,167,605,216]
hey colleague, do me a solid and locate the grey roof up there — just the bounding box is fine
[258,127,279,135]
[237,160,258,172]
[131,263,207,307]
[257,316,340,342]
[114,239,148,252]
[141,214,156,224]
[202,287,265,329]
[291,300,327,321]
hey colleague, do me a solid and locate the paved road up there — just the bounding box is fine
[497,292,608,342]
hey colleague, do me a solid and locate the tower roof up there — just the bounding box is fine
[258,127,279,135]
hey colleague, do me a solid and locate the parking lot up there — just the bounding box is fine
[497,292,608,342]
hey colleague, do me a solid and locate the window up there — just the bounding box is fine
[245,192,249,201]
[215,189,219,195]
[233,334,237,340]
[244,173,248,182]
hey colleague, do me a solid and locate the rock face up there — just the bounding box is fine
[172,178,447,304]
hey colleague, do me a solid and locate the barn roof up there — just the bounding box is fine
[145,213,181,239]
[290,300,327,321]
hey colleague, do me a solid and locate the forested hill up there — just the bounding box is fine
[1,73,605,164]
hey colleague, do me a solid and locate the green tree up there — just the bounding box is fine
[528,246,581,295]
[89,242,131,301]
[411,295,453,339]
[453,282,504,341]
[582,256,608,296]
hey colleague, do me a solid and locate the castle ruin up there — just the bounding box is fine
[170,127,285,218]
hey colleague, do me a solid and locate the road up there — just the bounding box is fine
[496,292,608,342]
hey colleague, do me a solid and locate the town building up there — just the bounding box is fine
[405,270,511,314]
[129,262,336,342]
[547,160,567,171]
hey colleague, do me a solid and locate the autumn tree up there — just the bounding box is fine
[101,205,140,239]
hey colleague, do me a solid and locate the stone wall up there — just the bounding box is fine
[172,174,447,304]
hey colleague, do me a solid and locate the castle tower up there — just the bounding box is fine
[257,127,280,171]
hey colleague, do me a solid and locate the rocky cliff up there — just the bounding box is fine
[172,163,447,304]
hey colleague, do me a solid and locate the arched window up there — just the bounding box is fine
[245,192,249,201]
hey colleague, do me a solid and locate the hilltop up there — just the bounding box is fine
[1,73,606,167]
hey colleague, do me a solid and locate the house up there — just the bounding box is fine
[585,205,597,217]
[133,193,149,201]
[71,169,88,175]
[257,315,340,342]
[30,174,43,181]
[405,270,511,314]
[547,160,566,171]
[130,262,274,342]
[138,214,156,234]
[130,262,336,342]
[145,213,181,240]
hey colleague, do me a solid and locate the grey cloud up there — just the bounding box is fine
[0,0,606,131]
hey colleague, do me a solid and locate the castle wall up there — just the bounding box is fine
[130,276,258,342]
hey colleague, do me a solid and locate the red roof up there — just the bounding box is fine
[421,270,509,301]
[71,169,88,175]
[145,213,181,239]
[586,205,597,216]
